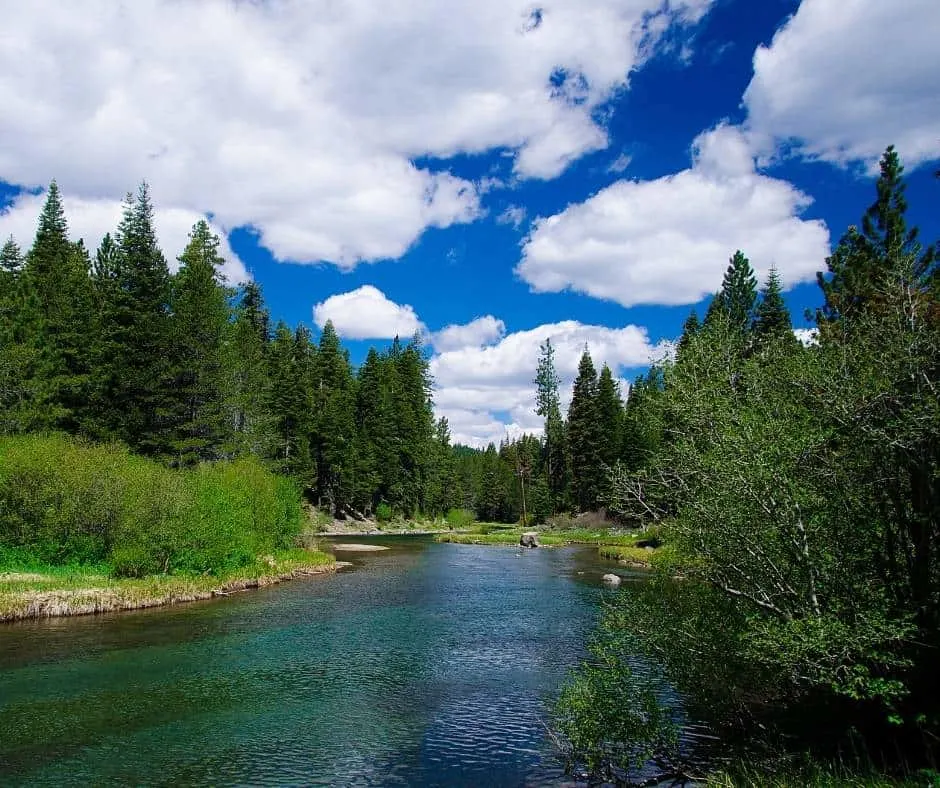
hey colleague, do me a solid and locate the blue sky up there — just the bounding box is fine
[1,0,938,446]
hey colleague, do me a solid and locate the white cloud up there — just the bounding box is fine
[607,152,633,173]
[0,0,716,267]
[432,316,506,352]
[517,123,831,307]
[496,205,527,229]
[744,0,940,170]
[0,191,249,284]
[794,327,819,347]
[431,319,668,447]
[313,286,425,340]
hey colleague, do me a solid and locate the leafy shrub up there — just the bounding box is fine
[375,502,393,523]
[0,434,302,577]
[444,508,475,529]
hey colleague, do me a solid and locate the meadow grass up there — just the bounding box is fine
[0,548,335,622]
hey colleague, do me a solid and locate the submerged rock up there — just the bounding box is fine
[520,532,540,548]
[602,573,622,586]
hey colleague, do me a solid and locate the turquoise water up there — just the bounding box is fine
[0,538,630,786]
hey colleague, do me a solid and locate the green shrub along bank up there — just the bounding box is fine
[0,434,302,577]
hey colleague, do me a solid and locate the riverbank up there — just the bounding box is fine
[436,527,662,567]
[0,549,337,623]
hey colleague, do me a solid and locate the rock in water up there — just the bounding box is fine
[602,573,622,586]
[520,532,540,548]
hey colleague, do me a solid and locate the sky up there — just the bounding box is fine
[0,0,938,447]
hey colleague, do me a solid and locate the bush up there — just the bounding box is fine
[375,502,394,523]
[444,508,475,529]
[0,434,302,577]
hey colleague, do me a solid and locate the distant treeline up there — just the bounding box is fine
[0,179,696,525]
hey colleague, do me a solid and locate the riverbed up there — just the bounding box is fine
[0,537,638,786]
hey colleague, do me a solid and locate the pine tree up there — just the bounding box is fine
[676,309,700,362]
[167,220,232,464]
[92,184,174,453]
[534,337,566,512]
[596,364,623,472]
[390,335,436,516]
[818,146,936,328]
[226,282,274,459]
[752,266,795,345]
[0,236,34,433]
[314,320,357,515]
[355,347,397,512]
[267,321,316,485]
[715,250,757,332]
[567,349,603,511]
[0,237,24,341]
[18,182,94,432]
[426,416,459,516]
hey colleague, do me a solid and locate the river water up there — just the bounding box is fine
[0,538,638,786]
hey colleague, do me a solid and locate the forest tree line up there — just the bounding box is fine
[0,178,719,526]
[0,182,467,520]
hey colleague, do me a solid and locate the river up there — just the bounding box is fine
[0,537,638,786]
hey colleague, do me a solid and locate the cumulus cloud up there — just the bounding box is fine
[744,0,940,170]
[517,123,831,307]
[0,0,716,267]
[432,316,506,353]
[431,319,667,447]
[313,286,425,340]
[0,191,249,283]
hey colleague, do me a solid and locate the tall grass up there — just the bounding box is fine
[0,434,302,577]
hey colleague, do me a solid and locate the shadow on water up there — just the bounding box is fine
[0,537,670,786]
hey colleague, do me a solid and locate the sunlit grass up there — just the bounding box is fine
[0,549,335,622]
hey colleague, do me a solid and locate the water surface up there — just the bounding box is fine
[0,538,632,786]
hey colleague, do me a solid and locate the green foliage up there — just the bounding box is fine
[752,266,795,347]
[0,434,301,576]
[92,184,175,454]
[167,220,233,464]
[568,349,603,511]
[577,146,940,778]
[535,337,567,512]
[556,626,677,778]
[16,182,95,433]
[445,508,475,529]
[712,250,758,332]
[375,502,394,523]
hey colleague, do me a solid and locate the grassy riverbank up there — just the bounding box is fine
[436,524,662,566]
[0,434,339,622]
[0,548,336,623]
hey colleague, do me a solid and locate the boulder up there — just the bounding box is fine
[602,573,622,586]
[520,532,540,548]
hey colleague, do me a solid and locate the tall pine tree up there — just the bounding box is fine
[596,364,623,471]
[712,250,757,332]
[567,349,603,512]
[92,184,174,453]
[226,282,274,459]
[19,182,94,432]
[752,266,795,347]
[168,220,232,464]
[535,337,567,512]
